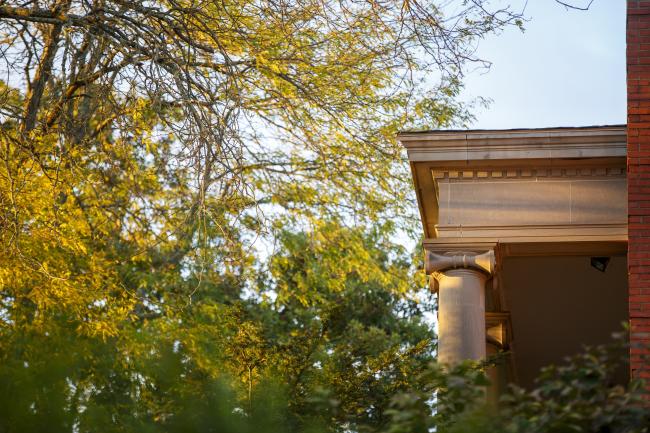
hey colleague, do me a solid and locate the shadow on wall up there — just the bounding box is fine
[501,255,629,388]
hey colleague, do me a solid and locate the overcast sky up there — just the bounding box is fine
[461,0,625,129]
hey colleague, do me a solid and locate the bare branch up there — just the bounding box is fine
[555,0,595,11]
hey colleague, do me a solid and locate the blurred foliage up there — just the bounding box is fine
[384,334,650,433]
[0,319,648,433]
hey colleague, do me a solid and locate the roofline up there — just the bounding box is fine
[399,124,627,162]
[398,124,627,143]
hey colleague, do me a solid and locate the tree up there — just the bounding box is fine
[0,0,522,228]
[0,1,530,431]
[0,0,522,383]
[261,221,434,431]
[0,218,437,432]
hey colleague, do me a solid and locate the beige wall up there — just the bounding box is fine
[436,175,626,228]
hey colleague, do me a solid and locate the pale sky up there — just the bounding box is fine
[461,0,625,129]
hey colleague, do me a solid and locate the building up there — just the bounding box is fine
[397,1,650,387]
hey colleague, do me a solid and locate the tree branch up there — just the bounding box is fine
[0,5,84,26]
[21,3,70,132]
[555,0,595,10]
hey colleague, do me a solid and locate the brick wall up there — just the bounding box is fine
[628,0,650,382]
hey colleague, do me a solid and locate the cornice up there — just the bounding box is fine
[398,126,627,162]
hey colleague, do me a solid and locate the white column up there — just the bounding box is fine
[427,251,495,364]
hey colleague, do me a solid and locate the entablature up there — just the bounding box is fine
[399,126,628,239]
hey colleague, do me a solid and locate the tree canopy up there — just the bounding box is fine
[0,0,523,227]
[0,0,523,347]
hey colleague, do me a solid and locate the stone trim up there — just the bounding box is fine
[399,126,626,162]
[431,167,625,181]
[423,236,627,258]
[426,250,495,275]
[435,223,628,239]
[486,312,511,349]
[398,126,626,143]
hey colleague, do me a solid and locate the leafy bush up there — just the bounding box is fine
[383,333,650,433]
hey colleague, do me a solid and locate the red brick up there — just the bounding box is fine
[622,1,650,387]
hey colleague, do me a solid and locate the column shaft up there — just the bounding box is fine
[437,268,487,364]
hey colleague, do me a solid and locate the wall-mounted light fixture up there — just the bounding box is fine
[590,257,611,273]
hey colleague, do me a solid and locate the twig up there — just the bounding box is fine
[555,0,595,11]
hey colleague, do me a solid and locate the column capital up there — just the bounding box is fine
[426,250,495,276]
